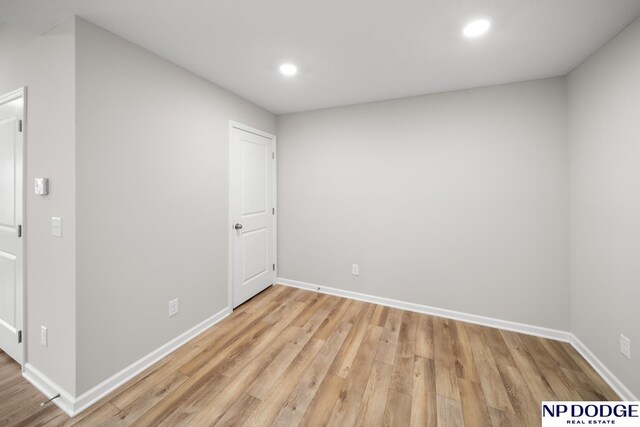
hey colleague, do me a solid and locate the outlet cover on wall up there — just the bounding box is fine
[352,264,359,276]
[620,334,631,359]
[41,326,48,347]
[51,217,62,238]
[169,298,179,317]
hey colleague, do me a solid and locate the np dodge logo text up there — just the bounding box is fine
[542,402,640,426]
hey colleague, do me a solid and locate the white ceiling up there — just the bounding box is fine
[2,0,640,114]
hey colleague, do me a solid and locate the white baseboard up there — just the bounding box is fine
[278,277,636,401]
[23,363,76,416]
[278,277,570,342]
[570,334,638,401]
[23,306,231,417]
[22,280,637,416]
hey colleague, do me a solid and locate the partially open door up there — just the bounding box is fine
[0,88,25,364]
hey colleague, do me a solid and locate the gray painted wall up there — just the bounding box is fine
[0,20,77,395]
[568,17,640,398]
[4,13,638,401]
[277,78,570,331]
[74,19,275,394]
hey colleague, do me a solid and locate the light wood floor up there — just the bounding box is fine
[1,285,618,426]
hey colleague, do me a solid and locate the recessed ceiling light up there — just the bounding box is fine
[462,19,491,38]
[279,63,298,76]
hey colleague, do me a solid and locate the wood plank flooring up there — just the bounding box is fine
[0,285,618,426]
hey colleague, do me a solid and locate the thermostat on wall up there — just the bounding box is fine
[35,178,49,195]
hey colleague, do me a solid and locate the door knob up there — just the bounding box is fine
[234,223,243,230]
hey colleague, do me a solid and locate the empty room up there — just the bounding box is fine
[0,0,639,426]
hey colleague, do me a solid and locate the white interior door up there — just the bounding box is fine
[0,89,24,364]
[230,125,275,308]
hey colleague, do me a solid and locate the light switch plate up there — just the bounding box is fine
[35,178,49,195]
[51,217,62,238]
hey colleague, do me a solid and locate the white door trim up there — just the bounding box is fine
[0,86,27,367]
[0,87,26,105]
[227,121,277,310]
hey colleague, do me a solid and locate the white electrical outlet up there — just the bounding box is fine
[352,264,359,276]
[51,217,62,238]
[620,334,631,359]
[41,326,48,347]
[169,298,179,317]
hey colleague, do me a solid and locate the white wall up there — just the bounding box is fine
[277,78,570,330]
[74,18,276,394]
[0,20,77,395]
[277,21,640,396]
[568,17,640,398]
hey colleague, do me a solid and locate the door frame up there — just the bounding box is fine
[0,86,27,367]
[227,121,277,310]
